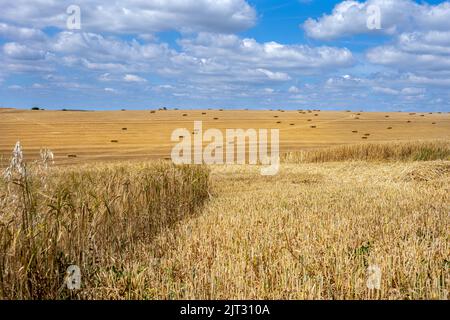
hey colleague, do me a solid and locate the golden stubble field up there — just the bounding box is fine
[122,161,449,299]
[1,108,449,165]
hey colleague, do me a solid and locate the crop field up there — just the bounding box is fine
[0,108,449,300]
[1,108,449,165]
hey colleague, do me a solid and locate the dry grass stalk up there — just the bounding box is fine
[283,140,450,163]
[0,144,210,299]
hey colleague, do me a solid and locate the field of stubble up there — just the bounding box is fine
[1,108,449,164]
[93,161,449,300]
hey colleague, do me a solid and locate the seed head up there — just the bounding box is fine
[366,264,382,290]
[3,142,26,182]
[40,148,54,169]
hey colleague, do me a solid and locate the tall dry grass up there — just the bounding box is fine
[283,140,450,163]
[0,146,209,299]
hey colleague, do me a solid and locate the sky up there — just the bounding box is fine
[0,0,450,111]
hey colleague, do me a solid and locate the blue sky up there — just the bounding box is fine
[0,0,450,111]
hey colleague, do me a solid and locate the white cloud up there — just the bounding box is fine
[373,86,399,95]
[405,74,450,87]
[397,31,450,55]
[141,33,354,85]
[1,28,353,88]
[0,23,46,41]
[52,32,171,64]
[288,86,300,93]
[157,84,175,90]
[303,0,450,40]
[31,83,46,89]
[99,73,113,81]
[179,33,354,70]
[82,59,130,72]
[0,0,256,34]
[401,87,426,96]
[3,42,46,60]
[325,74,364,88]
[367,31,450,72]
[8,85,23,90]
[256,68,291,81]
[123,74,147,82]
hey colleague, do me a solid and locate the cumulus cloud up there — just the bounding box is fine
[0,28,354,88]
[373,86,399,95]
[256,69,291,81]
[52,32,171,63]
[37,31,174,74]
[288,86,300,93]
[372,86,425,96]
[405,74,450,87]
[302,0,450,108]
[123,74,147,82]
[0,0,256,34]
[8,85,23,90]
[367,31,450,72]
[401,87,426,96]
[3,42,47,60]
[325,74,364,88]
[397,31,450,55]
[144,33,354,85]
[303,0,450,40]
[178,33,354,70]
[31,83,46,89]
[0,23,46,41]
